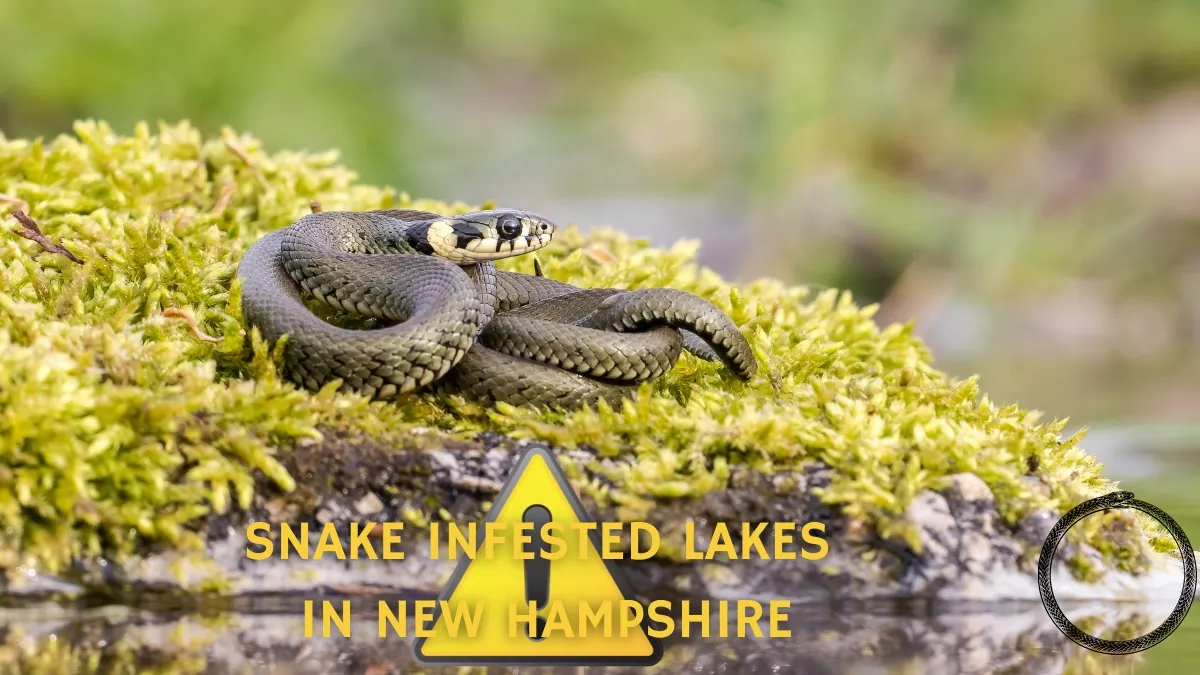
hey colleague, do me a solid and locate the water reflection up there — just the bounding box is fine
[0,597,1182,674]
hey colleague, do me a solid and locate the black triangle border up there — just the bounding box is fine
[412,445,666,666]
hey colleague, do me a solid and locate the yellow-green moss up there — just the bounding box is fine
[0,120,1143,578]
[1065,553,1103,584]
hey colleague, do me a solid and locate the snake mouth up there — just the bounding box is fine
[425,210,557,264]
[463,232,553,258]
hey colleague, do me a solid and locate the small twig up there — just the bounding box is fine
[321,582,396,596]
[582,245,616,264]
[9,210,84,264]
[533,255,545,277]
[210,182,236,214]
[454,475,504,494]
[0,193,30,214]
[310,200,323,213]
[221,134,271,191]
[159,210,196,229]
[162,307,221,343]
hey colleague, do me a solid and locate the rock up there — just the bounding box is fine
[1070,542,1110,580]
[961,531,994,574]
[943,472,994,506]
[1017,509,1060,550]
[315,500,351,524]
[426,449,458,474]
[353,492,384,516]
[906,490,957,561]
[1,436,1182,612]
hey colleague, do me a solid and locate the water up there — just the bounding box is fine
[2,596,1196,674]
[1094,448,1200,674]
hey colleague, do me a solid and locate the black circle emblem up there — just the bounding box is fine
[1037,491,1197,654]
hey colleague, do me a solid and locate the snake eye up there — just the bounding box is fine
[496,214,522,240]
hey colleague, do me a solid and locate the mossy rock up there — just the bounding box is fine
[0,121,1172,602]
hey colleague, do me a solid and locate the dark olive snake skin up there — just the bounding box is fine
[236,208,758,409]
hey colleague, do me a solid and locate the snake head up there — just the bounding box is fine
[425,209,557,264]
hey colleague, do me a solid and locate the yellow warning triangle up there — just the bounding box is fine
[413,446,664,666]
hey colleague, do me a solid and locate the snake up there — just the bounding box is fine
[1037,491,1196,655]
[236,208,757,409]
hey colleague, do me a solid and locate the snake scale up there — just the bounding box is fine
[236,208,757,409]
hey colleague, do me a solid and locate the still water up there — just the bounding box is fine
[1,596,1195,674]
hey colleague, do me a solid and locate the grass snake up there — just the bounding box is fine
[237,209,757,409]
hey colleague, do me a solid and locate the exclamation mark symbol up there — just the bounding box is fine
[522,504,552,641]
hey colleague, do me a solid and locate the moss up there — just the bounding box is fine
[0,120,1151,579]
[0,614,221,674]
[1091,513,1155,575]
[1065,552,1103,584]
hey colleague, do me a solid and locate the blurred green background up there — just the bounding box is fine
[1,0,1198,671]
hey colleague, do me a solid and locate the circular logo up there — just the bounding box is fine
[1038,491,1197,654]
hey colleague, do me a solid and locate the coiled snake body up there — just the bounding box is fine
[237,209,757,409]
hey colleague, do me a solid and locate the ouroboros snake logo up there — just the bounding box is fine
[1037,491,1197,654]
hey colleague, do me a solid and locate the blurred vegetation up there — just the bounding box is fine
[1,2,1199,672]
[2,1,1200,299]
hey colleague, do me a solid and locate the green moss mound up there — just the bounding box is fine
[0,121,1142,578]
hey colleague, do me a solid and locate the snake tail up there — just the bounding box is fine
[582,288,758,380]
[482,288,685,382]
